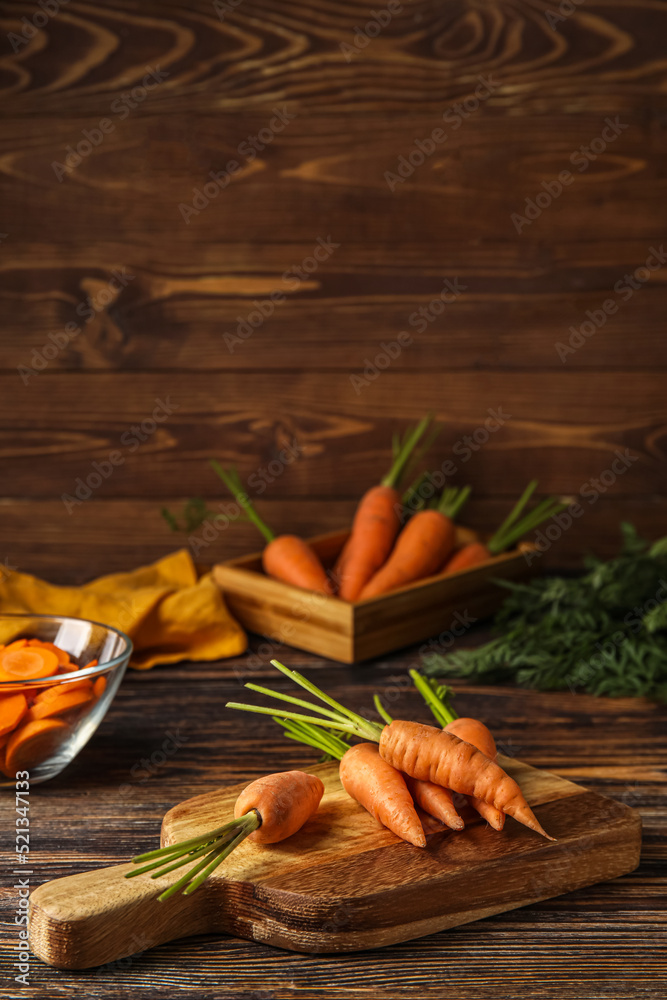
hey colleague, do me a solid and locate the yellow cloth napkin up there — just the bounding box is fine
[0,550,247,669]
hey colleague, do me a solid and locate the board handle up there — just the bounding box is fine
[29,861,212,970]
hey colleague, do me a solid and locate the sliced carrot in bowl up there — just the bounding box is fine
[5,718,68,774]
[4,639,28,653]
[26,687,93,722]
[33,678,93,704]
[28,639,71,667]
[0,692,28,736]
[1,647,59,680]
[93,676,107,698]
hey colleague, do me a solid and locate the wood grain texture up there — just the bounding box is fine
[28,756,641,969]
[1,114,666,245]
[2,372,667,497]
[1,2,667,570]
[2,0,667,115]
[3,241,667,371]
[1,646,664,998]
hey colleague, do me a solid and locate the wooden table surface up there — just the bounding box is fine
[4,629,665,999]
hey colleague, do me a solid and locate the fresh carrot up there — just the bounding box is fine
[34,677,92,703]
[28,639,70,667]
[26,686,93,722]
[227,660,555,842]
[211,463,333,595]
[358,485,470,599]
[4,639,28,652]
[233,770,324,844]
[93,675,107,698]
[372,693,465,831]
[126,770,324,900]
[0,693,28,737]
[0,639,104,773]
[443,481,567,575]
[0,646,59,682]
[336,417,433,601]
[274,716,429,845]
[410,672,504,831]
[339,743,426,847]
[4,718,68,774]
[379,720,553,839]
[404,776,464,831]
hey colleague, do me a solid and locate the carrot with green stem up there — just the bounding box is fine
[277,712,463,835]
[227,660,555,841]
[336,415,434,601]
[358,485,471,599]
[443,480,567,575]
[408,670,505,831]
[211,463,333,595]
[125,770,324,901]
[374,695,464,831]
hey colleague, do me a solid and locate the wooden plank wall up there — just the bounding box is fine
[1,0,666,583]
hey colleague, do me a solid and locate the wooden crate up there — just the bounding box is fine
[213,528,537,663]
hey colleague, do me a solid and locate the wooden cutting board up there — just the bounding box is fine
[29,755,642,970]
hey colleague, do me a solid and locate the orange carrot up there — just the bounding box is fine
[337,418,432,601]
[339,742,426,847]
[127,769,324,899]
[405,776,464,831]
[358,486,469,599]
[445,718,504,831]
[442,481,567,576]
[379,720,554,840]
[211,463,333,595]
[5,718,68,774]
[233,770,324,844]
[262,535,333,595]
[33,677,92,703]
[93,675,107,698]
[275,714,457,840]
[443,542,491,575]
[337,485,401,600]
[0,646,59,681]
[28,639,70,667]
[4,639,28,652]
[26,686,93,722]
[228,660,555,842]
[0,693,28,737]
[409,672,504,831]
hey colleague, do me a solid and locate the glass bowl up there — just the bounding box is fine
[0,614,132,786]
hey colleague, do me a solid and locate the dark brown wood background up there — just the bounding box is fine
[1,0,667,583]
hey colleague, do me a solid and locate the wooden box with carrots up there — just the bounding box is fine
[209,419,565,663]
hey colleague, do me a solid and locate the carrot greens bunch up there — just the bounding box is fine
[425,523,667,702]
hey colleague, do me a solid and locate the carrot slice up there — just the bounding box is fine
[5,718,68,773]
[58,660,80,673]
[93,676,107,698]
[33,678,93,704]
[28,639,71,667]
[26,687,93,721]
[1,647,59,680]
[0,693,29,737]
[4,639,28,653]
